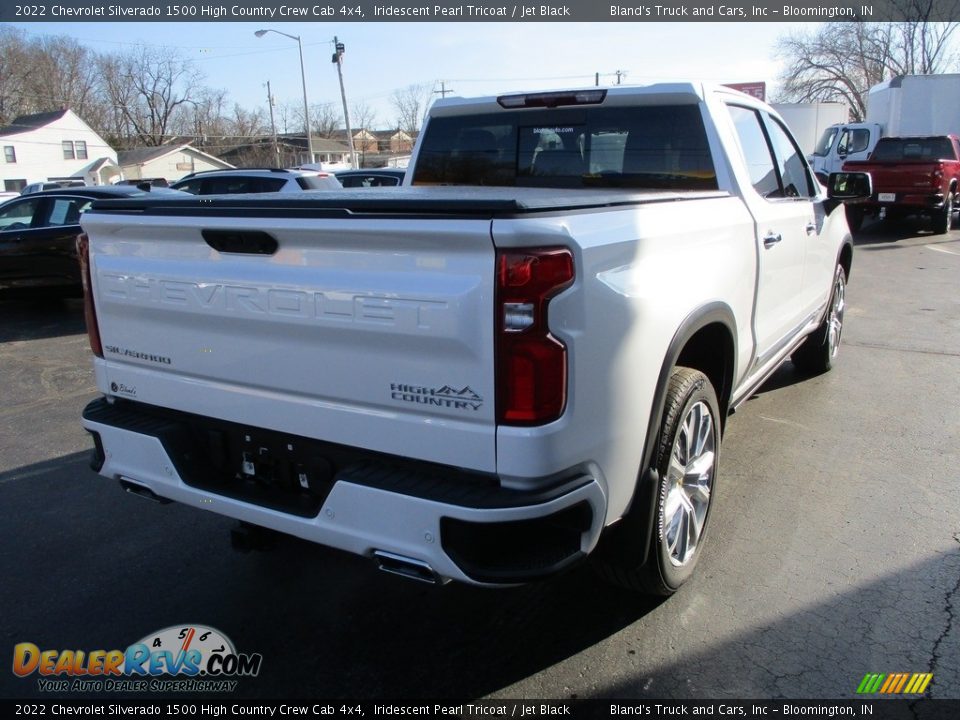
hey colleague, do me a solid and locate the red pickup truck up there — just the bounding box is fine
[842,134,960,234]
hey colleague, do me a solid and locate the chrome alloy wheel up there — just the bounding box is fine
[827,269,846,359]
[662,400,716,567]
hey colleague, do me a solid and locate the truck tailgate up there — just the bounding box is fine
[847,161,941,192]
[80,211,498,472]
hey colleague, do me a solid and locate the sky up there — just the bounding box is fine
[7,21,805,129]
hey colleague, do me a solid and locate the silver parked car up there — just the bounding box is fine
[170,168,342,195]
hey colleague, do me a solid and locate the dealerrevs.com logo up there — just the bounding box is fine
[12,625,262,693]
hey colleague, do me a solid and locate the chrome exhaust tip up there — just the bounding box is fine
[373,550,439,585]
[119,477,172,504]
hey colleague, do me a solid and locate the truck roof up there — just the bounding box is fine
[429,82,716,117]
[427,81,779,121]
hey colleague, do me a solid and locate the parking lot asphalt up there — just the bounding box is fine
[0,217,958,702]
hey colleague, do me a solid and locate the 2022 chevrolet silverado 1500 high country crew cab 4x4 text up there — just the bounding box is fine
[78,85,870,595]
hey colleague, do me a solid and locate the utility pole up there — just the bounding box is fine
[595,72,600,87]
[332,36,358,169]
[266,80,280,168]
[255,29,313,164]
[434,81,454,98]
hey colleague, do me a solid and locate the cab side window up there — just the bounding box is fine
[726,105,779,198]
[764,117,815,199]
[839,128,871,155]
[726,104,815,200]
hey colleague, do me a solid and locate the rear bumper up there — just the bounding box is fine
[862,191,946,213]
[81,397,606,586]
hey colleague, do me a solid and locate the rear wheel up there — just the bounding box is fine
[793,263,846,375]
[932,191,954,235]
[596,367,720,595]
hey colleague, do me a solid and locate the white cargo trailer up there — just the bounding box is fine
[771,102,849,155]
[867,73,960,135]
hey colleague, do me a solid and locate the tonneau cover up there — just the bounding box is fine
[89,186,729,217]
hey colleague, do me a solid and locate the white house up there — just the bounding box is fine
[118,143,234,182]
[0,109,122,193]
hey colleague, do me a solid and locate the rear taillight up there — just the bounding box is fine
[76,233,103,358]
[496,248,574,425]
[931,168,944,187]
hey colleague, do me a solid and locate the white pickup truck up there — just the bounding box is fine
[78,84,870,595]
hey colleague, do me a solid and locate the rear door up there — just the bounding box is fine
[725,104,815,365]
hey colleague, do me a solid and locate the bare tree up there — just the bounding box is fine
[350,100,378,163]
[0,26,31,125]
[775,15,959,120]
[99,47,204,146]
[391,83,434,135]
[0,28,99,125]
[309,102,341,138]
[231,104,267,140]
[888,0,960,74]
[775,23,887,119]
[276,101,297,135]
[97,53,140,148]
[175,87,229,144]
[279,99,340,138]
[351,100,377,134]
[26,35,99,119]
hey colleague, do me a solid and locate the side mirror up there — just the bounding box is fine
[827,172,872,201]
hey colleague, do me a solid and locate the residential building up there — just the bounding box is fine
[0,109,121,193]
[376,129,416,154]
[342,128,416,156]
[118,143,234,183]
[218,134,352,168]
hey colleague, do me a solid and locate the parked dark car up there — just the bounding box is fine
[334,169,406,188]
[0,185,184,299]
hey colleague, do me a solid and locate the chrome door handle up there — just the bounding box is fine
[805,222,817,235]
[763,233,782,248]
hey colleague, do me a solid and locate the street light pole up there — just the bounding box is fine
[255,29,314,165]
[332,37,358,169]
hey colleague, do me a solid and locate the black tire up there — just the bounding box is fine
[844,205,864,233]
[792,264,846,375]
[932,192,953,235]
[595,367,720,595]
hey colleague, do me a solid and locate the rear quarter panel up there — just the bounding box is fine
[494,196,755,523]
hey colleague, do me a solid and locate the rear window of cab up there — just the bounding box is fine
[412,104,717,190]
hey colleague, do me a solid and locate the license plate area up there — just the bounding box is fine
[878,192,897,202]
[161,416,361,517]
